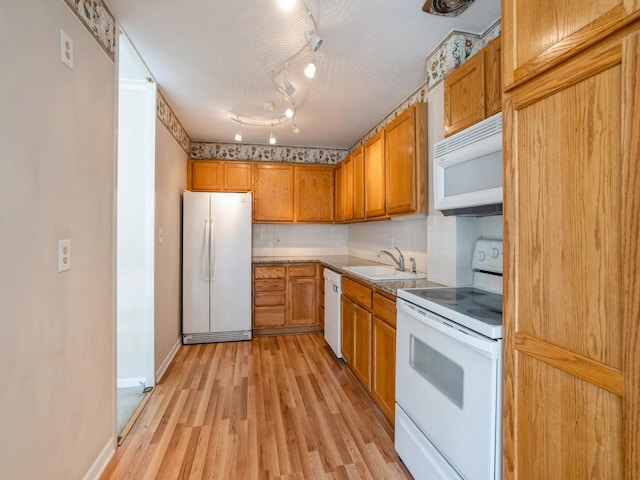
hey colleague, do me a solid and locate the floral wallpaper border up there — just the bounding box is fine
[157,90,192,153]
[64,0,116,60]
[190,143,347,164]
[426,19,501,89]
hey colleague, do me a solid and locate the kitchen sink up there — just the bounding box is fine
[343,265,428,281]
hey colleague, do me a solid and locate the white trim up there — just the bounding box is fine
[156,337,181,382]
[117,376,147,389]
[82,437,115,480]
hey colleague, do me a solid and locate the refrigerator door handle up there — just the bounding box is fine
[210,219,216,278]
[201,219,209,281]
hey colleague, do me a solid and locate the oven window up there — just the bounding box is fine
[410,335,464,408]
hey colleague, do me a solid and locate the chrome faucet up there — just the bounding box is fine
[377,247,405,272]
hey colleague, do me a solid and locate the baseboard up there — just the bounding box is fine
[156,336,181,382]
[82,437,115,480]
[117,377,146,389]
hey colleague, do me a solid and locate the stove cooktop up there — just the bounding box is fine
[397,286,503,339]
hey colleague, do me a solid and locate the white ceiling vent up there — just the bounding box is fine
[422,0,475,17]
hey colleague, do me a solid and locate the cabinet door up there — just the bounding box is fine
[372,317,396,423]
[352,303,372,390]
[503,30,640,479]
[364,130,386,218]
[385,106,416,215]
[223,162,252,191]
[253,164,294,222]
[287,277,317,326]
[444,53,485,137]
[501,0,639,88]
[341,156,354,221]
[341,296,355,365]
[296,165,334,222]
[484,37,502,118]
[334,164,343,222]
[190,160,222,191]
[352,146,365,220]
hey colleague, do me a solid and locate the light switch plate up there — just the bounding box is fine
[58,239,71,272]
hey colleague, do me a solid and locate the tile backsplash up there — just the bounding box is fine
[253,223,348,256]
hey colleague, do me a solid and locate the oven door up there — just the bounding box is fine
[395,299,502,480]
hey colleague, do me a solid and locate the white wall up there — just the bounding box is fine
[154,120,188,377]
[0,2,115,478]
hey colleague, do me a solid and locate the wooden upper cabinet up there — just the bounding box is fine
[189,160,252,192]
[334,163,343,223]
[484,36,502,117]
[190,160,222,191]
[223,162,252,191]
[295,165,334,222]
[444,37,502,136]
[385,104,427,215]
[341,155,354,221]
[253,164,294,222]
[502,1,640,88]
[352,146,365,220]
[444,53,485,137]
[364,130,386,218]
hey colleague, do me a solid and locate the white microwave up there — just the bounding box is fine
[434,112,503,216]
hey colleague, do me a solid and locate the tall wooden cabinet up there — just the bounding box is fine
[502,4,640,479]
[363,131,386,218]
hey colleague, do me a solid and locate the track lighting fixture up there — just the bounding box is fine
[229,0,322,143]
[283,77,296,96]
[305,30,323,52]
[304,60,316,79]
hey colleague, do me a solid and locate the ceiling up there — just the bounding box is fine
[108,0,501,150]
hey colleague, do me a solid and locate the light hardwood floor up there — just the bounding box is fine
[101,333,412,479]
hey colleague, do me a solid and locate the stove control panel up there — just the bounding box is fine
[472,239,503,274]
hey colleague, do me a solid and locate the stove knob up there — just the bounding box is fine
[478,251,486,261]
[491,248,499,259]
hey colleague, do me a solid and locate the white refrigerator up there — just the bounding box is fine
[182,191,252,344]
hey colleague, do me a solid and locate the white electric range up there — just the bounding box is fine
[395,239,503,480]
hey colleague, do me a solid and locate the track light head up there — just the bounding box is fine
[234,130,242,142]
[305,31,323,52]
[284,107,294,119]
[283,78,296,96]
[292,123,300,135]
[304,60,316,79]
[269,124,276,145]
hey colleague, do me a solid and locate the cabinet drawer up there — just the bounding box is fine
[288,264,316,277]
[254,279,286,292]
[254,265,286,279]
[342,276,372,309]
[254,306,286,328]
[373,291,396,328]
[254,292,286,307]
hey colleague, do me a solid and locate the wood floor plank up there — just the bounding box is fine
[101,333,412,479]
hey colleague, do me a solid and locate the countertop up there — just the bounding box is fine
[252,255,443,295]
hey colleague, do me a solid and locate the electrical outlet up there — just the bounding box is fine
[58,239,71,272]
[60,30,73,69]
[158,228,164,244]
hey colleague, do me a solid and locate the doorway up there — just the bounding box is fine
[116,32,156,442]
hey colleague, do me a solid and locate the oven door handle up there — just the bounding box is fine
[398,300,500,359]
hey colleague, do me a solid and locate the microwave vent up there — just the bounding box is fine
[435,112,503,157]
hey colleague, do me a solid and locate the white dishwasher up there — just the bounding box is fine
[323,269,342,358]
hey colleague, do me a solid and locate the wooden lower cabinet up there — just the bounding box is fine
[253,263,320,334]
[372,317,396,423]
[341,276,397,424]
[352,303,372,389]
